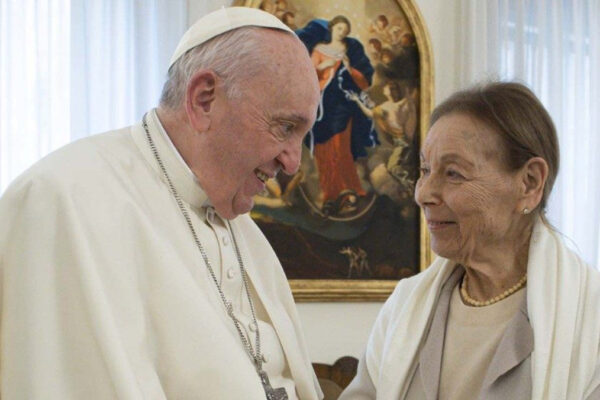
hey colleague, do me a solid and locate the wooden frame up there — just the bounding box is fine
[237,0,434,301]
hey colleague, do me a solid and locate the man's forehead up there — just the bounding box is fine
[169,7,293,69]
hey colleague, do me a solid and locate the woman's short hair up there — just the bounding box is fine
[430,81,559,212]
[328,15,351,33]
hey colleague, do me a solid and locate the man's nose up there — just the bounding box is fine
[277,138,302,175]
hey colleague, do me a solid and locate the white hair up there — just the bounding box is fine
[160,27,292,109]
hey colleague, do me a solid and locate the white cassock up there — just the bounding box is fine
[0,109,323,400]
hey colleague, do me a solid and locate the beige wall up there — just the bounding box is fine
[189,0,461,364]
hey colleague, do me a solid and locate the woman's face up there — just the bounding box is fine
[415,112,523,263]
[331,22,350,41]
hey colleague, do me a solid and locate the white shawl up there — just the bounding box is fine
[365,219,600,399]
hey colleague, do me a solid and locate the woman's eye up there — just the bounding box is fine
[419,167,430,176]
[446,169,464,179]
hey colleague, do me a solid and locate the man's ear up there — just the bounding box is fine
[184,70,218,132]
[517,156,549,212]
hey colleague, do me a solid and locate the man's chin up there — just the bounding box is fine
[227,197,254,219]
[210,201,237,220]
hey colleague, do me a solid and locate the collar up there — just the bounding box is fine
[131,108,210,210]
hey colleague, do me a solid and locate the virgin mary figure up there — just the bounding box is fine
[297,16,377,215]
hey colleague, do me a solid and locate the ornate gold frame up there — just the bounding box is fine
[290,0,434,302]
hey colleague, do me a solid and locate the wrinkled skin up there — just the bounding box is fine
[415,112,537,299]
[161,29,320,219]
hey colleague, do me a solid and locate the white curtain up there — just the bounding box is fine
[0,0,187,192]
[0,0,71,192]
[458,0,600,269]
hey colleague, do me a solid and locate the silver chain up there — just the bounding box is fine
[142,114,264,371]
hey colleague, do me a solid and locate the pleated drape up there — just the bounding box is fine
[0,0,187,192]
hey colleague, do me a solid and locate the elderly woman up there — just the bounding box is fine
[339,82,600,399]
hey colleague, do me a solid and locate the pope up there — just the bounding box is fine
[0,7,322,400]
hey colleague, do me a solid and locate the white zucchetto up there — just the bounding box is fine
[168,6,293,69]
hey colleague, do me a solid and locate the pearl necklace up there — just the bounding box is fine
[460,272,527,307]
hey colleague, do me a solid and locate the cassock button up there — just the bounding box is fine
[249,322,258,332]
[227,268,236,279]
[222,235,230,246]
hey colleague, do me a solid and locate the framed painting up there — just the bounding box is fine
[235,0,434,301]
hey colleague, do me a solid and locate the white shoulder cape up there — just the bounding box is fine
[0,122,322,399]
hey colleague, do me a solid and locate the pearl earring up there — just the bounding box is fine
[523,207,531,215]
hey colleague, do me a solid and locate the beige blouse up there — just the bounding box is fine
[405,280,525,399]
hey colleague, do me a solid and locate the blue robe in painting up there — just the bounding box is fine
[296,19,378,159]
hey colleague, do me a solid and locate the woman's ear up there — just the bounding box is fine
[518,156,549,212]
[184,69,218,132]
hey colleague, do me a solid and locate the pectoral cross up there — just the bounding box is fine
[258,370,289,400]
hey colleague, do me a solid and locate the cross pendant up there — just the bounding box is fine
[258,370,289,400]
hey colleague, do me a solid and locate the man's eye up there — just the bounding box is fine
[419,167,430,176]
[281,122,295,134]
